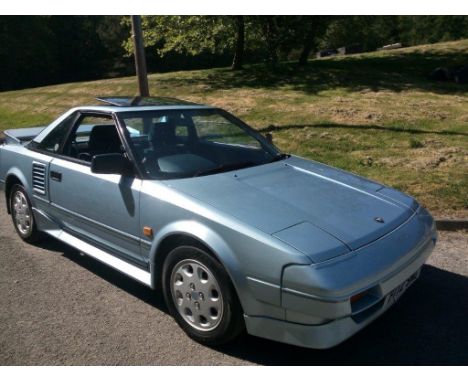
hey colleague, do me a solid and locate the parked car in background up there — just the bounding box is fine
[0,97,437,348]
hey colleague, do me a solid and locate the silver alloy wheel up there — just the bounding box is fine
[170,258,224,331]
[12,190,32,236]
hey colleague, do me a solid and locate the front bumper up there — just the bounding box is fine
[244,269,418,349]
[245,208,437,349]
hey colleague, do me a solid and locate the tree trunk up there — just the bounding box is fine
[231,16,245,70]
[298,41,314,66]
[266,17,279,64]
[298,16,328,66]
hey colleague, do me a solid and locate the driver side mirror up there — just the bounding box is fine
[265,133,273,144]
[91,153,132,175]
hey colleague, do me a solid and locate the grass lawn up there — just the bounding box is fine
[1,39,467,217]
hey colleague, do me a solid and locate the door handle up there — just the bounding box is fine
[50,171,62,182]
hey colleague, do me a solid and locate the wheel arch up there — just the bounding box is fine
[5,170,29,214]
[149,221,246,308]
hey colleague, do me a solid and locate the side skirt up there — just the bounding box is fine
[48,229,152,287]
[33,207,152,287]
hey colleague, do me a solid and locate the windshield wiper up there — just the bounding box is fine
[193,161,256,177]
[269,153,290,163]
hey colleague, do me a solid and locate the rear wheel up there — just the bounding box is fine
[162,245,244,346]
[10,184,42,243]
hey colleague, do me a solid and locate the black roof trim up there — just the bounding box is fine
[96,96,200,107]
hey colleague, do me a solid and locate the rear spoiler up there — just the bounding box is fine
[3,127,46,145]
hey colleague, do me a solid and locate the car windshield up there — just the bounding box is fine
[118,108,283,180]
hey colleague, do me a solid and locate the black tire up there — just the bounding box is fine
[162,245,244,346]
[9,184,42,243]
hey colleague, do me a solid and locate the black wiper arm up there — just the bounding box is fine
[193,161,256,177]
[269,153,290,163]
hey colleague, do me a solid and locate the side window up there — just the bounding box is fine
[37,113,76,153]
[123,115,168,136]
[62,114,122,162]
[175,125,189,140]
[74,124,92,143]
[172,114,190,141]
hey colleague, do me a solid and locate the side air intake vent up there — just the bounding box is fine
[32,162,47,195]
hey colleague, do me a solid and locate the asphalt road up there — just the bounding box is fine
[0,198,467,365]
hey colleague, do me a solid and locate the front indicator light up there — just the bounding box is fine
[350,290,368,304]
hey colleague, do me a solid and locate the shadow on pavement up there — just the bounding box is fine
[36,238,168,314]
[36,237,468,365]
[219,264,468,365]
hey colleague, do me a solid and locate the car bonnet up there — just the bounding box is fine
[165,156,415,255]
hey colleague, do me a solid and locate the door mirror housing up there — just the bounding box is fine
[91,153,132,175]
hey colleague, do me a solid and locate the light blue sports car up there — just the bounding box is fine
[0,97,437,348]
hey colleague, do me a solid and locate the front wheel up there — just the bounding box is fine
[10,184,42,243]
[162,245,244,346]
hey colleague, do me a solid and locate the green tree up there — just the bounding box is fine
[241,16,331,66]
[125,16,246,70]
[399,16,468,45]
[0,16,58,90]
[319,16,401,52]
[0,16,130,91]
[289,16,332,65]
[231,16,245,70]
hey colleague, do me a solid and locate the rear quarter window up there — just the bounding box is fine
[36,113,76,153]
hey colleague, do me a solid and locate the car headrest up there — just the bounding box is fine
[149,122,176,146]
[88,124,122,153]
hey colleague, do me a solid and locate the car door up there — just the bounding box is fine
[47,112,145,267]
